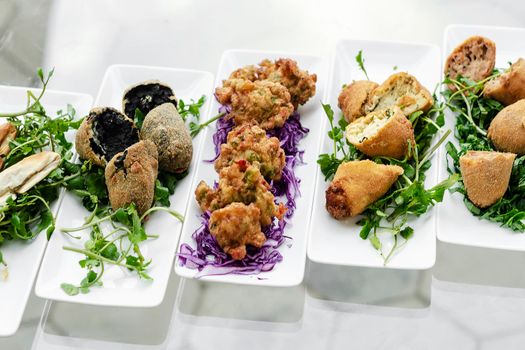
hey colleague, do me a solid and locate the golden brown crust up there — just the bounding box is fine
[365,72,433,116]
[483,58,525,106]
[325,160,403,219]
[105,140,158,215]
[141,103,193,173]
[487,99,525,155]
[75,112,105,167]
[346,107,415,159]
[338,80,378,123]
[209,202,265,260]
[459,150,515,208]
[444,36,496,90]
[0,123,16,157]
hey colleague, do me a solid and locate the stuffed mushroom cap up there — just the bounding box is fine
[105,140,158,215]
[122,80,177,120]
[75,107,140,167]
[487,99,525,155]
[459,150,515,208]
[140,103,193,173]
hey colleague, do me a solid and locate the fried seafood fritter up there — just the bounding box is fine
[209,202,265,260]
[195,161,285,226]
[215,123,285,181]
[215,79,294,130]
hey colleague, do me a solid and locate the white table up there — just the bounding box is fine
[2,0,525,348]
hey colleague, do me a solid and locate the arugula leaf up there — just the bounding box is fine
[355,50,370,80]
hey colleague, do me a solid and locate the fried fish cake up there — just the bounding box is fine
[346,106,415,159]
[195,161,286,226]
[487,99,525,155]
[484,58,525,106]
[215,123,285,181]
[209,202,265,260]
[325,160,403,219]
[215,79,294,130]
[459,150,515,208]
[338,80,379,123]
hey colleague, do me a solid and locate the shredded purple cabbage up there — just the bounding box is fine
[178,107,309,276]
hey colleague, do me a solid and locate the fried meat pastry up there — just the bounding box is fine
[338,80,379,123]
[444,36,496,90]
[215,123,285,181]
[364,72,433,116]
[459,150,515,208]
[484,58,525,106]
[487,99,525,155]
[215,79,294,130]
[209,202,265,260]
[75,107,139,167]
[325,160,403,219]
[195,161,285,226]
[105,140,158,216]
[346,106,415,159]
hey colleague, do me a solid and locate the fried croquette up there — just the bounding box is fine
[141,103,193,173]
[487,99,525,155]
[195,161,286,226]
[364,72,433,116]
[346,106,415,159]
[76,107,139,167]
[215,123,285,181]
[459,150,515,208]
[258,58,317,108]
[209,202,265,260]
[325,160,404,219]
[122,80,177,119]
[338,80,379,123]
[484,58,525,106]
[105,140,158,215]
[215,79,294,130]
[444,36,496,90]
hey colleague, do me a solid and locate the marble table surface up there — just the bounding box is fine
[1,0,525,349]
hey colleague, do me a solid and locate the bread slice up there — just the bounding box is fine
[483,58,525,106]
[459,150,515,208]
[325,160,403,219]
[0,151,61,204]
[338,80,378,123]
[346,106,415,159]
[444,36,496,89]
[364,72,433,116]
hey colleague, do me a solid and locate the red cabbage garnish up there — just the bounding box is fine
[179,107,308,276]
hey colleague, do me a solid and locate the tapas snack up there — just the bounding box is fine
[338,80,378,122]
[122,80,177,119]
[444,35,525,230]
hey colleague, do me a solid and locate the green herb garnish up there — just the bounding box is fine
[355,50,370,80]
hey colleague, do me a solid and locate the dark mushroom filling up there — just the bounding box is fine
[89,109,139,162]
[123,83,177,118]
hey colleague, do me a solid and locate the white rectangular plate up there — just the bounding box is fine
[308,39,441,269]
[437,25,525,250]
[174,50,328,286]
[35,65,214,307]
[0,86,92,336]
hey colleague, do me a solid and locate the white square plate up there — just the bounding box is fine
[35,65,214,307]
[437,25,525,250]
[307,39,441,269]
[174,50,328,286]
[0,86,92,336]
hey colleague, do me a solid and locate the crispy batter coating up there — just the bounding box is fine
[105,140,158,215]
[209,202,265,260]
[488,99,525,155]
[195,161,285,226]
[258,58,317,108]
[346,106,415,159]
[444,36,496,90]
[0,123,17,170]
[338,80,379,123]
[215,79,294,130]
[326,160,403,219]
[459,150,515,208]
[229,65,259,81]
[364,72,433,116]
[215,123,285,181]
[484,58,525,106]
